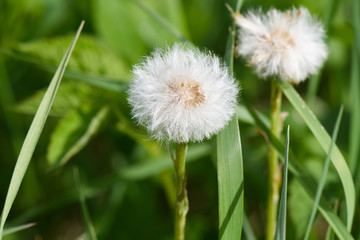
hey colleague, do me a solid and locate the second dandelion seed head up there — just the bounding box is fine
[235,6,328,83]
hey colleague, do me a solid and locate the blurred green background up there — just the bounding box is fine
[0,0,359,239]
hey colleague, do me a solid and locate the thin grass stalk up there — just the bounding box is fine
[274,125,290,240]
[74,167,98,240]
[174,142,188,240]
[266,78,283,240]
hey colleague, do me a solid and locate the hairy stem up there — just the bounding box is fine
[266,79,283,240]
[174,142,189,240]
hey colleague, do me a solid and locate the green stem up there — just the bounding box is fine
[174,142,188,240]
[266,79,283,240]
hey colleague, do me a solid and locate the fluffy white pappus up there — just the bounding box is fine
[128,44,239,143]
[235,6,328,83]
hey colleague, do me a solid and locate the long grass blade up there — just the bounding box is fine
[304,106,344,240]
[243,103,353,240]
[217,1,244,239]
[3,222,36,236]
[74,167,98,240]
[350,0,360,195]
[274,125,290,240]
[278,80,355,231]
[0,21,84,239]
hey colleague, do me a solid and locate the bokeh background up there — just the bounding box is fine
[0,0,359,239]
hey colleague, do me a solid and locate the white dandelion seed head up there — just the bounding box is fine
[235,6,328,83]
[128,44,239,143]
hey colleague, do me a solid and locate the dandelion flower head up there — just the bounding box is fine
[128,44,239,143]
[235,6,328,83]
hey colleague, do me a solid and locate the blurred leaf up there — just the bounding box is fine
[48,105,110,169]
[0,47,130,92]
[289,179,313,239]
[274,126,290,240]
[3,222,36,236]
[278,80,355,231]
[15,82,93,117]
[306,0,339,101]
[16,34,130,80]
[0,21,84,238]
[132,0,188,42]
[92,0,188,64]
[243,214,257,240]
[118,144,210,180]
[304,106,343,240]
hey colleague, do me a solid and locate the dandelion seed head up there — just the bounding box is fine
[128,44,239,143]
[235,6,328,83]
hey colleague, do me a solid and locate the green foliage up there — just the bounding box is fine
[0,0,359,239]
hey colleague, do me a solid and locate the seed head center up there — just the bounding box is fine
[270,29,295,50]
[168,78,205,107]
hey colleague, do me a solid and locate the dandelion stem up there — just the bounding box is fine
[266,78,283,240]
[174,142,189,240]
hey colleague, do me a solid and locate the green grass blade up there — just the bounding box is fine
[132,0,189,42]
[217,115,244,240]
[0,21,84,239]
[243,103,353,240]
[73,167,98,240]
[278,80,355,231]
[3,222,36,236]
[274,125,290,240]
[304,106,344,240]
[306,0,339,101]
[217,1,244,239]
[350,0,360,193]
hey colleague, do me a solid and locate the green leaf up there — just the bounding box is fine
[304,106,344,240]
[0,21,84,239]
[243,103,354,240]
[48,105,110,169]
[278,81,355,231]
[217,2,244,239]
[288,179,313,239]
[15,82,93,117]
[274,126,290,240]
[16,34,130,80]
[0,47,130,93]
[3,222,36,236]
[73,167,98,240]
